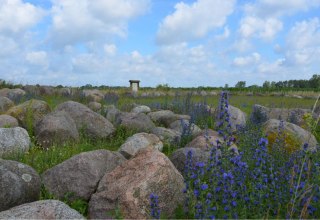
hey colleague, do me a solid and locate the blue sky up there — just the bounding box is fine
[0,0,319,87]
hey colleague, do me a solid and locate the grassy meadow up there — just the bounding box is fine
[2,89,320,218]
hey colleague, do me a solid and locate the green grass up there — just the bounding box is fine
[2,92,319,218]
[3,126,135,174]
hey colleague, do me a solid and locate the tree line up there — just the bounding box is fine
[234,74,320,89]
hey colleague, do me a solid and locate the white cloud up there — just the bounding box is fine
[25,51,49,67]
[238,0,320,43]
[239,16,283,41]
[156,0,235,45]
[231,39,253,53]
[233,52,261,67]
[104,44,117,56]
[71,53,103,74]
[0,36,18,57]
[0,0,45,35]
[18,42,216,87]
[50,0,150,47]
[215,26,230,40]
[244,0,320,18]
[282,18,320,66]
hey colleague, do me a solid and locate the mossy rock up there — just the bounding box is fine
[266,131,301,154]
[263,119,318,153]
[6,99,51,133]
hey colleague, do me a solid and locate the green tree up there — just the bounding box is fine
[309,74,320,88]
[235,81,246,88]
[263,81,271,89]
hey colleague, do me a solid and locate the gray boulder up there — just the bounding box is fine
[89,147,185,219]
[151,127,181,145]
[185,129,223,150]
[0,200,84,219]
[106,108,121,124]
[88,101,102,112]
[82,89,104,102]
[0,127,30,157]
[0,115,18,128]
[215,105,246,132]
[6,99,51,131]
[115,112,155,132]
[148,110,190,127]
[42,150,126,202]
[228,105,246,131]
[131,105,151,114]
[57,87,71,97]
[170,147,211,175]
[35,111,79,149]
[263,119,318,151]
[0,97,14,113]
[169,119,202,137]
[38,86,55,96]
[119,132,163,159]
[55,101,115,139]
[0,159,41,211]
[251,104,314,127]
[0,88,25,102]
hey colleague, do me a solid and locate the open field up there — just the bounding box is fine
[1,88,320,219]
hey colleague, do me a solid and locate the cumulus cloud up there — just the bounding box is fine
[215,26,230,40]
[156,0,235,45]
[104,44,117,56]
[49,0,150,47]
[239,16,283,41]
[0,36,18,57]
[244,0,320,18]
[0,0,45,35]
[29,42,217,87]
[233,52,261,67]
[282,18,320,66]
[238,0,320,42]
[25,51,49,67]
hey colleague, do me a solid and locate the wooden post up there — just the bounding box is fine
[129,80,140,93]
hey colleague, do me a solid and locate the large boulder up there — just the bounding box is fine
[119,133,163,159]
[35,111,79,149]
[131,105,151,114]
[38,86,55,96]
[251,104,314,127]
[23,85,39,96]
[42,150,125,202]
[115,112,155,132]
[170,147,211,175]
[151,127,181,145]
[148,110,190,127]
[263,119,318,151]
[0,127,30,157]
[0,115,18,128]
[82,89,104,102]
[55,101,115,139]
[185,129,223,150]
[0,96,14,113]
[169,119,202,137]
[0,88,25,102]
[106,108,121,124]
[57,87,71,97]
[88,147,185,219]
[87,101,102,112]
[228,105,246,132]
[6,99,51,131]
[102,105,119,122]
[0,200,84,219]
[0,159,41,211]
